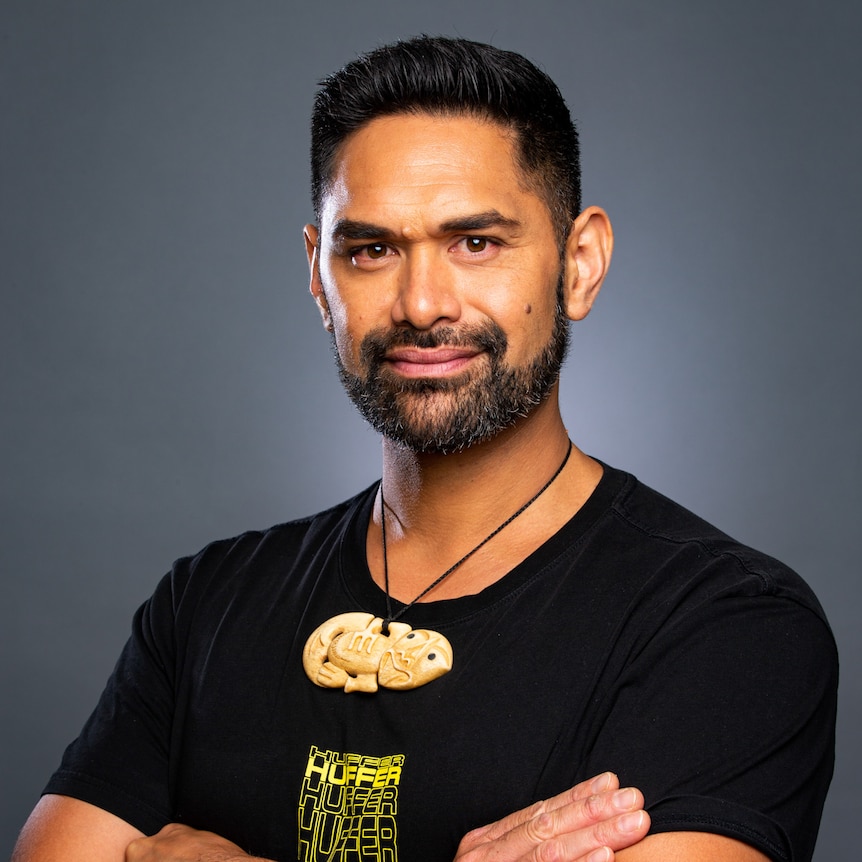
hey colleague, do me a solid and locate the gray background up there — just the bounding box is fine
[2,0,859,857]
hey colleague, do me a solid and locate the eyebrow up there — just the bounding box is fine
[330,219,394,242]
[329,210,523,243]
[438,210,523,234]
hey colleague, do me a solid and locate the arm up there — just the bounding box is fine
[12,773,649,862]
[578,592,836,861]
[124,776,649,862]
[11,796,273,862]
[616,832,770,861]
[12,795,144,862]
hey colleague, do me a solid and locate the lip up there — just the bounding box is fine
[384,346,480,378]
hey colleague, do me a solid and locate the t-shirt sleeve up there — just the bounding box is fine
[43,566,181,835]
[581,589,838,862]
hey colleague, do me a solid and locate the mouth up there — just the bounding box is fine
[383,346,481,379]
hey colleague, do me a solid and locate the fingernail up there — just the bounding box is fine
[612,788,637,810]
[587,848,611,862]
[620,811,646,833]
[590,771,615,793]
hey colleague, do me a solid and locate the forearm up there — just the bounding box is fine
[124,824,276,862]
[12,800,276,862]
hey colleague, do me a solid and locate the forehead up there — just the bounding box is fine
[319,114,549,234]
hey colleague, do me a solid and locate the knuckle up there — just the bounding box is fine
[533,837,564,862]
[583,792,606,821]
[593,818,619,847]
[529,798,549,819]
[455,829,484,856]
[524,811,556,843]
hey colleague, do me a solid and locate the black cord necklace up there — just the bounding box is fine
[301,440,573,694]
[380,439,574,633]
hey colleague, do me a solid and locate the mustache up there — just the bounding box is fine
[358,323,508,366]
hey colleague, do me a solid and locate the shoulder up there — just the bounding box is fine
[598,464,829,623]
[147,485,378,615]
[584,467,837,862]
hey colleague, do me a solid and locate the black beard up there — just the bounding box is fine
[332,305,570,455]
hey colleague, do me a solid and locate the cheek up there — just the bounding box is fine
[506,302,560,365]
[326,294,385,374]
[329,308,360,364]
[319,275,366,362]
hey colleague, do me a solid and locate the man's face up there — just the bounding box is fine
[307,113,568,454]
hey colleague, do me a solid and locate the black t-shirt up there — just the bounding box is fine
[45,465,837,862]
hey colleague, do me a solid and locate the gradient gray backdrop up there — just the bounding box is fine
[2,1,859,857]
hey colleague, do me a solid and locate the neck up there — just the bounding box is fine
[369,392,603,601]
[382,389,590,521]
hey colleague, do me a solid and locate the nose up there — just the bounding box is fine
[390,247,461,330]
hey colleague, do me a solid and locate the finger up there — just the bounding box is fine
[511,788,646,859]
[541,773,620,816]
[457,784,644,861]
[526,809,651,862]
[464,773,620,847]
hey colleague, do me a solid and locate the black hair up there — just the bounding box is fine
[310,36,581,246]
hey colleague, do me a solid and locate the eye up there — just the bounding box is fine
[349,242,395,269]
[452,236,500,258]
[352,243,389,260]
[464,237,488,253]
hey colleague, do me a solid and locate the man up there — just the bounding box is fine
[13,36,836,862]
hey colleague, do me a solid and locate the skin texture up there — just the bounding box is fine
[12,796,144,862]
[308,114,574,405]
[13,114,771,862]
[619,834,769,862]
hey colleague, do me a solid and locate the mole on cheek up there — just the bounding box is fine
[524,304,532,314]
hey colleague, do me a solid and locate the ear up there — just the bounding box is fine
[560,206,614,322]
[304,224,332,331]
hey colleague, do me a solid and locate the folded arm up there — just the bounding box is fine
[14,773,647,862]
[13,782,769,862]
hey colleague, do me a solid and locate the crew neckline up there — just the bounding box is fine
[337,462,629,630]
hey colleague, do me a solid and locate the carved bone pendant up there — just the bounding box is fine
[302,612,453,693]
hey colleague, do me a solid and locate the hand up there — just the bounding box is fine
[125,823,273,862]
[454,772,650,862]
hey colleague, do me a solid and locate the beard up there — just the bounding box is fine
[331,291,570,455]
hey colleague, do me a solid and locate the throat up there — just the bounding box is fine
[371,440,574,615]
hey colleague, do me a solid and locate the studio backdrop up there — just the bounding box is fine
[2,1,859,858]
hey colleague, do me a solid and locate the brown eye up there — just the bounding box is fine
[465,237,487,252]
[365,243,387,259]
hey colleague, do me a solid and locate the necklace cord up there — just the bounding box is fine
[380,440,573,633]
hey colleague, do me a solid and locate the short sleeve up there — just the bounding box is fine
[582,591,838,862]
[43,567,180,834]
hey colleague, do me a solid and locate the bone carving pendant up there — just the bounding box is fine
[302,612,453,693]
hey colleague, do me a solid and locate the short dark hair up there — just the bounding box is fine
[310,36,581,246]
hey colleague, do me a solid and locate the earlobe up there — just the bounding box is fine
[561,206,614,322]
[304,224,333,332]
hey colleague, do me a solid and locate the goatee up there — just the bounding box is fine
[332,306,569,455]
